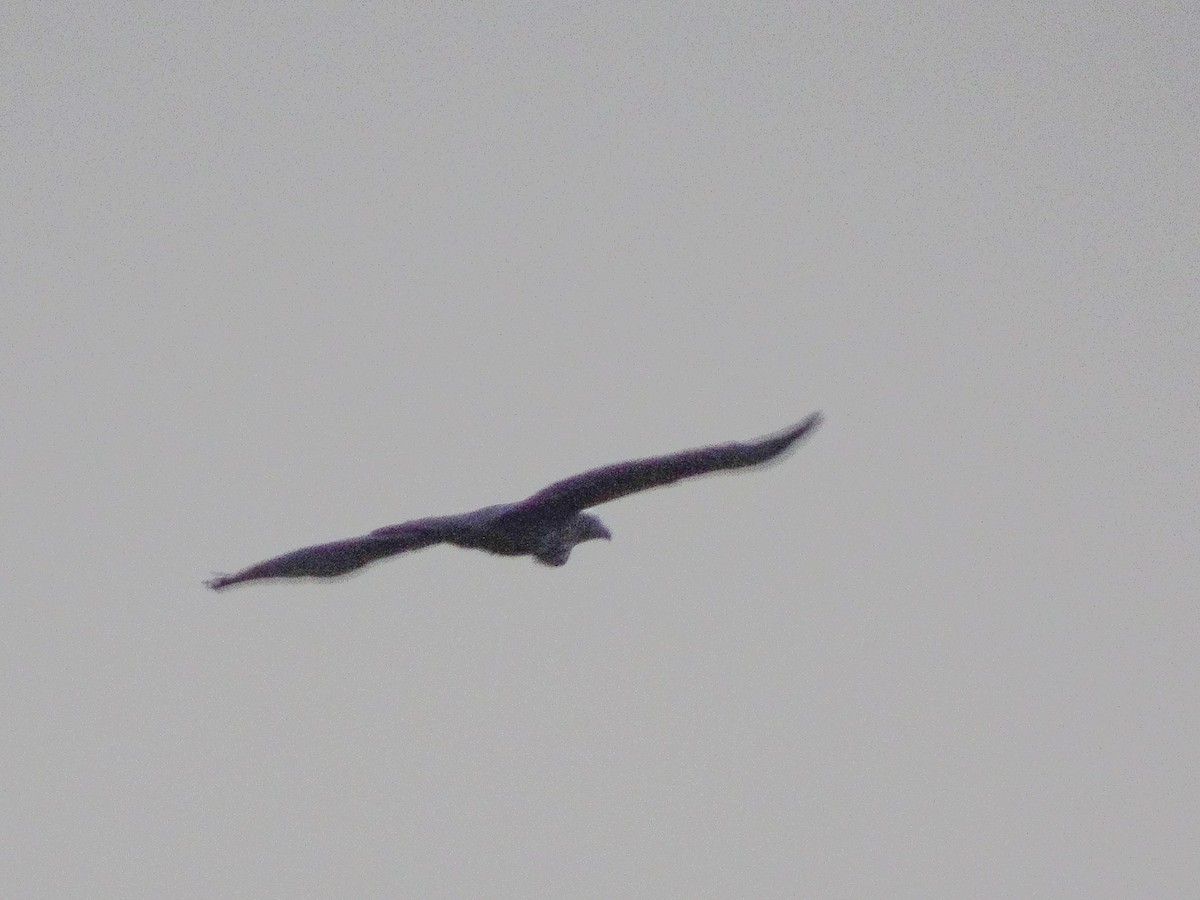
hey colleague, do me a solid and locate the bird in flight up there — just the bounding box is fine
[206,412,822,589]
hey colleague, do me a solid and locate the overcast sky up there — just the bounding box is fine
[4,2,1198,896]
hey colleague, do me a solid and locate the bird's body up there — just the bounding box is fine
[206,412,821,589]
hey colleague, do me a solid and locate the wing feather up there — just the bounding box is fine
[516,412,822,515]
[205,516,462,589]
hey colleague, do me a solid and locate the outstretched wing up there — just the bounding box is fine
[205,515,465,590]
[513,412,822,517]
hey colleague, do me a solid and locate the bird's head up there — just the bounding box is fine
[533,513,612,566]
[573,512,612,544]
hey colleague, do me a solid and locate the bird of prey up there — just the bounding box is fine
[205,412,822,589]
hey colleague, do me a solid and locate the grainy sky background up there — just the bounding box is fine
[4,2,1198,896]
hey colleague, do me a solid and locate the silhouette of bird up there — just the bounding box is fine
[206,412,822,589]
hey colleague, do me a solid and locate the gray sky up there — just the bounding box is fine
[4,2,1198,896]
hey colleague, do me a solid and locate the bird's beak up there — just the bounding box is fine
[598,524,612,540]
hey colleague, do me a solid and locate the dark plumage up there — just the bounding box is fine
[205,412,821,589]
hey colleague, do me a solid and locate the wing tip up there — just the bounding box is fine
[754,410,823,461]
[781,410,823,444]
[796,410,823,433]
[205,572,237,590]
